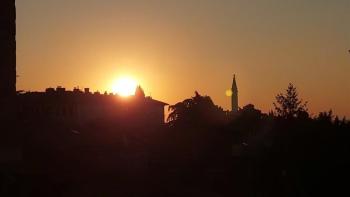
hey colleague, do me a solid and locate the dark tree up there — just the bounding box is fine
[167,91,226,127]
[273,83,308,119]
[317,110,334,123]
[229,104,268,144]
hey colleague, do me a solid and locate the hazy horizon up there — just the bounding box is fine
[16,0,350,117]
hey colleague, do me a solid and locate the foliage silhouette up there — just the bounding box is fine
[1,87,350,197]
[273,83,308,119]
[167,91,226,127]
[317,110,334,123]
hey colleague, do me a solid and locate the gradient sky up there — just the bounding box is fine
[16,0,350,117]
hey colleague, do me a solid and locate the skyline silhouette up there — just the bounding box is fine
[1,1,350,196]
[2,0,349,120]
[15,0,350,117]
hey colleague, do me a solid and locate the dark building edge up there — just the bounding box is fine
[0,0,16,98]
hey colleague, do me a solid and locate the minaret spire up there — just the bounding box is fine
[231,74,238,112]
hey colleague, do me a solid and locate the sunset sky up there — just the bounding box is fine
[16,0,350,117]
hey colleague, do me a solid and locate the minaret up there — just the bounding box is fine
[231,75,238,112]
[0,0,16,98]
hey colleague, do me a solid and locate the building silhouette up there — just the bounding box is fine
[0,0,16,98]
[18,87,168,127]
[0,0,169,126]
[231,75,238,112]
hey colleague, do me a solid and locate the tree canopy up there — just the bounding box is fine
[167,91,226,127]
[273,83,308,119]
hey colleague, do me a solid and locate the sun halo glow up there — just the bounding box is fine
[112,77,138,97]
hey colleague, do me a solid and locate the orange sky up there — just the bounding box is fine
[16,0,350,118]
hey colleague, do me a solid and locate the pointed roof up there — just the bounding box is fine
[232,74,237,90]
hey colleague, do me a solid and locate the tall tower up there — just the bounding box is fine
[0,0,16,98]
[231,75,238,112]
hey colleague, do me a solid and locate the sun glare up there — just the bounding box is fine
[225,89,233,97]
[112,77,138,97]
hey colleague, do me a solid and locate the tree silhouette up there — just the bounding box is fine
[273,83,308,119]
[317,110,334,123]
[229,104,267,143]
[167,91,226,127]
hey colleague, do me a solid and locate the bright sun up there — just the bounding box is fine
[112,77,138,97]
